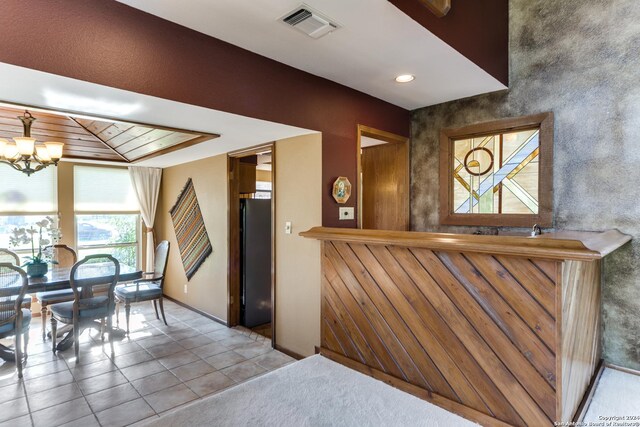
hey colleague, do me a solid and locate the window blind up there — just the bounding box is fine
[0,165,57,213]
[74,166,138,212]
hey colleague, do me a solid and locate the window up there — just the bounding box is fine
[74,166,140,267]
[0,166,58,262]
[439,113,553,227]
[254,181,272,199]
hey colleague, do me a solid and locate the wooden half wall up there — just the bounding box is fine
[301,228,630,426]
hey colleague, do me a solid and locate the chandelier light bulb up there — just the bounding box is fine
[45,142,64,160]
[14,137,36,156]
[3,142,20,160]
[36,145,52,162]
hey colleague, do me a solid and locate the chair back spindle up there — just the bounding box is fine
[0,263,27,326]
[0,249,20,266]
[0,263,29,378]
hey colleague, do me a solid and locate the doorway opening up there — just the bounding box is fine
[357,125,410,231]
[228,145,275,344]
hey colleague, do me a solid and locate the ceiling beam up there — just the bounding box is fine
[419,0,451,17]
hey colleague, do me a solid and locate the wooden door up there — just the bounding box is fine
[361,142,409,230]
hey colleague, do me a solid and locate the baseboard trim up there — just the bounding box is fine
[275,344,305,360]
[605,362,640,377]
[162,294,227,327]
[319,347,511,427]
[573,359,605,423]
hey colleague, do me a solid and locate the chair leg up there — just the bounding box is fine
[100,318,106,342]
[74,318,79,363]
[115,300,120,328]
[23,329,29,361]
[51,317,57,354]
[158,298,168,326]
[125,301,131,336]
[41,306,47,341]
[107,314,114,356]
[15,330,23,379]
[153,300,160,320]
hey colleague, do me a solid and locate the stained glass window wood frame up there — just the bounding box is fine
[439,112,553,227]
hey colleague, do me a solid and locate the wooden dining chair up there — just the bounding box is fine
[36,244,77,340]
[50,254,120,362]
[115,241,170,335]
[0,248,33,311]
[0,263,31,378]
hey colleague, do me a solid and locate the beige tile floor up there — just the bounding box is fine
[0,300,295,427]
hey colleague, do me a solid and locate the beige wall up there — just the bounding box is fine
[156,154,229,321]
[274,134,322,357]
[155,134,322,356]
[56,162,75,249]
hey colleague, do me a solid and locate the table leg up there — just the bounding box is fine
[55,321,127,351]
[47,324,72,340]
[0,344,15,362]
[56,329,77,352]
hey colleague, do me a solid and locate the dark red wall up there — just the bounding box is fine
[389,0,509,86]
[0,0,410,227]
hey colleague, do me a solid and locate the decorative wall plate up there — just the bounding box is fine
[332,176,352,204]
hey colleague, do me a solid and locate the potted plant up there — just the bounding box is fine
[10,216,61,278]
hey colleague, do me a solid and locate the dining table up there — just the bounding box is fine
[0,263,142,361]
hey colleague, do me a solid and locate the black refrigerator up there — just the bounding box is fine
[240,199,272,328]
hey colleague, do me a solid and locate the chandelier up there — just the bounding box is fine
[0,110,64,176]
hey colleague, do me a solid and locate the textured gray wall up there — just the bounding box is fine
[411,0,640,369]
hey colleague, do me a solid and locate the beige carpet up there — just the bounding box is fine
[140,355,478,426]
[584,368,640,422]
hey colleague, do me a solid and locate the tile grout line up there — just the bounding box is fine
[2,302,292,427]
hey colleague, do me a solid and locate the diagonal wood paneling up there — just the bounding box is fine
[370,246,519,419]
[325,242,444,393]
[321,241,559,426]
[303,227,624,425]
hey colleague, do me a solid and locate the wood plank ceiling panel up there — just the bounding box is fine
[0,107,123,161]
[115,129,173,154]
[101,126,155,149]
[1,105,219,163]
[75,117,218,162]
[124,133,196,161]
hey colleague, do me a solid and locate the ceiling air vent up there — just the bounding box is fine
[281,6,339,39]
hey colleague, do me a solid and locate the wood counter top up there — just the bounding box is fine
[300,227,631,261]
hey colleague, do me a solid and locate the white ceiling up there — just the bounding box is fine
[117,0,506,110]
[0,62,315,168]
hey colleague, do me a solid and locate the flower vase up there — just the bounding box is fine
[27,261,48,278]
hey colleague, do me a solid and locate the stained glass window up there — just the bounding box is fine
[452,128,540,215]
[440,113,552,227]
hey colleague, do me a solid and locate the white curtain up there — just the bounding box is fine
[129,166,162,272]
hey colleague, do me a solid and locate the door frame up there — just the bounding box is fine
[227,143,276,347]
[356,124,410,230]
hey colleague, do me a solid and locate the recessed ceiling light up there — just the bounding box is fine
[395,74,415,83]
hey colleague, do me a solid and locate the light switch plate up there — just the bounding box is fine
[285,221,292,234]
[339,207,354,220]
